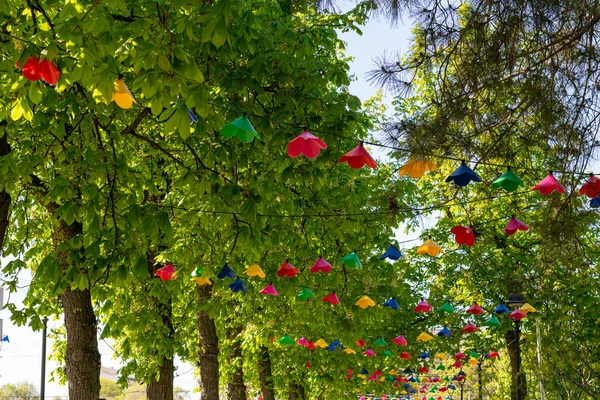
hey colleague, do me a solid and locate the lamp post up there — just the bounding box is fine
[507,293,525,400]
[478,361,483,400]
[40,316,48,400]
[456,370,467,400]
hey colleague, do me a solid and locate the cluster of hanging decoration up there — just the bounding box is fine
[270,299,535,360]
[155,248,531,325]
[21,56,600,208]
[23,49,557,400]
[273,332,502,399]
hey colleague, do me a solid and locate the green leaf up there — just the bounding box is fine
[157,53,171,72]
[28,82,43,104]
[212,19,228,48]
[240,198,257,222]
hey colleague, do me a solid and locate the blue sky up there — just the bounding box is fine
[0,10,412,398]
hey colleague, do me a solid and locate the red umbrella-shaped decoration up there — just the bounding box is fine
[486,350,500,359]
[364,348,376,357]
[260,283,279,296]
[287,130,327,158]
[19,57,61,84]
[40,59,61,85]
[297,337,308,346]
[277,260,299,278]
[19,56,41,81]
[355,339,366,347]
[450,226,475,247]
[451,361,462,368]
[509,308,527,321]
[461,322,479,333]
[414,299,432,313]
[393,335,407,346]
[466,303,484,315]
[322,292,339,305]
[338,142,377,169]
[533,172,566,195]
[578,174,600,198]
[156,264,176,281]
[307,341,316,350]
[505,217,529,236]
[419,366,429,374]
[310,257,332,273]
[399,351,411,360]
[454,352,466,360]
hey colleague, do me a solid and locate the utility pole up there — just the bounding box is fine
[40,316,48,400]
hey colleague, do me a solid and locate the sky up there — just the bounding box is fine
[0,7,413,399]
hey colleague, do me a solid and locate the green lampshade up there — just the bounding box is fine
[297,287,316,301]
[373,337,388,346]
[484,315,501,327]
[340,252,361,269]
[492,168,524,192]
[381,350,393,357]
[190,267,203,277]
[439,301,455,313]
[436,364,446,371]
[469,351,480,359]
[220,116,260,143]
[278,335,294,345]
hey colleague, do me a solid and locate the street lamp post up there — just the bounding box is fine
[40,316,48,400]
[478,361,483,400]
[507,293,525,400]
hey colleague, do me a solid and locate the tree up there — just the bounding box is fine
[1,1,388,399]
[0,382,38,400]
[100,377,123,400]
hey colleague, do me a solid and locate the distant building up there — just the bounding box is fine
[100,366,136,386]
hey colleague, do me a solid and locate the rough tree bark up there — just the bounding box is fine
[226,325,246,400]
[197,285,220,399]
[258,346,276,400]
[0,126,11,253]
[288,382,305,400]
[147,259,175,400]
[147,357,174,400]
[506,329,527,400]
[53,218,101,399]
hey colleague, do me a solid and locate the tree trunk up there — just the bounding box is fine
[226,325,246,400]
[54,219,101,400]
[197,285,220,400]
[258,346,275,400]
[147,259,175,400]
[0,127,12,253]
[147,357,174,400]
[289,382,305,400]
[506,327,527,400]
[289,382,298,400]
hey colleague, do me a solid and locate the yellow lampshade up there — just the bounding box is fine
[520,303,537,314]
[417,238,443,256]
[416,331,433,342]
[399,157,437,179]
[111,79,136,109]
[190,277,212,286]
[355,295,376,309]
